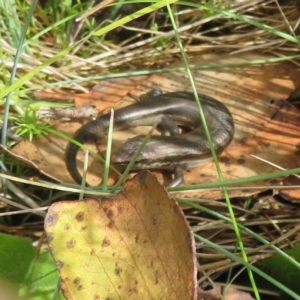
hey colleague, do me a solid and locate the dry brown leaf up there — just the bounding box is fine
[223,287,255,300]
[279,175,300,202]
[11,52,300,199]
[44,171,197,299]
[198,286,255,300]
[0,144,60,182]
[33,76,147,111]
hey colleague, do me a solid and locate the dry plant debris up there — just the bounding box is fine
[8,52,300,200]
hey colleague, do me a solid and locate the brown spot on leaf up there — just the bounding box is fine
[73,277,81,286]
[77,285,83,291]
[66,239,76,249]
[237,158,245,164]
[64,224,71,231]
[102,237,110,247]
[106,209,114,219]
[295,150,300,156]
[296,143,300,150]
[81,226,87,231]
[129,287,138,293]
[93,295,100,300]
[220,156,230,163]
[107,220,115,228]
[75,211,84,222]
[90,249,96,255]
[45,210,58,227]
[115,267,122,276]
[117,205,124,214]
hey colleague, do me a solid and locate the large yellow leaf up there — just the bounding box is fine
[45,171,197,299]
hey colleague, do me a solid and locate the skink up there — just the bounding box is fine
[65,88,234,187]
